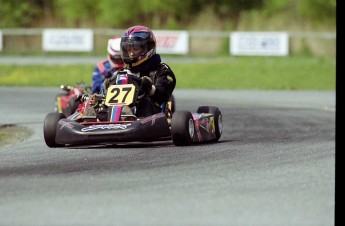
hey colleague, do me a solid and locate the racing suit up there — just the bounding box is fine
[91,59,115,94]
[107,54,176,118]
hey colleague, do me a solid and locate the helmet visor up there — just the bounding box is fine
[121,37,148,59]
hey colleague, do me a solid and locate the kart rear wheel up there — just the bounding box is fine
[171,111,195,146]
[43,112,65,147]
[197,106,222,141]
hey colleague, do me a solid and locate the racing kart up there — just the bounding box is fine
[44,71,222,147]
[54,83,91,117]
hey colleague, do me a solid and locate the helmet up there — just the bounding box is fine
[120,25,156,68]
[107,37,124,70]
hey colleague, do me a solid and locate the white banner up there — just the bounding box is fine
[230,32,289,56]
[43,29,93,52]
[154,30,189,54]
[0,30,2,51]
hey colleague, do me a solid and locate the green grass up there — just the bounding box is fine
[0,132,9,145]
[0,56,335,90]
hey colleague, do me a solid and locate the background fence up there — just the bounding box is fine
[0,29,336,57]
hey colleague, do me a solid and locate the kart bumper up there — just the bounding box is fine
[55,113,171,145]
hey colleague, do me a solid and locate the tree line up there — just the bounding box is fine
[0,0,336,29]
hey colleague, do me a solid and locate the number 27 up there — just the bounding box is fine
[108,87,132,104]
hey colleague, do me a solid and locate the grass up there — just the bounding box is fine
[0,125,32,146]
[0,56,335,90]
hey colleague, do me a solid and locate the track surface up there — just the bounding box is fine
[0,87,335,226]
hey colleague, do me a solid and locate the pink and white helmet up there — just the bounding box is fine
[120,25,156,68]
[107,37,124,70]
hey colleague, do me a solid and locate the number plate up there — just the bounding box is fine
[105,84,136,106]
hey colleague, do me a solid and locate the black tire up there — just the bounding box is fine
[43,112,65,147]
[197,106,222,141]
[171,111,195,146]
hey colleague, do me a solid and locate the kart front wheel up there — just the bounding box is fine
[197,106,222,141]
[43,112,65,148]
[171,111,195,146]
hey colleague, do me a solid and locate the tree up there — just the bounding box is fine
[0,0,40,27]
[210,0,265,29]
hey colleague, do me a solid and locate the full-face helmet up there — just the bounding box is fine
[120,25,156,68]
[107,37,124,70]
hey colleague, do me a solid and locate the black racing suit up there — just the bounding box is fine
[109,54,176,118]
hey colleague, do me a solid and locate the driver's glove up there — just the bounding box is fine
[141,76,156,96]
[103,77,112,89]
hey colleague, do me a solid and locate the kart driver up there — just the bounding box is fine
[91,37,124,94]
[104,25,176,118]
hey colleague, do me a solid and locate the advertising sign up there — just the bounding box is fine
[230,32,289,56]
[43,29,93,52]
[154,30,189,54]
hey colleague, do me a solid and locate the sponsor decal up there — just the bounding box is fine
[116,75,128,84]
[193,114,215,141]
[140,113,165,125]
[200,118,210,132]
[59,120,74,129]
[81,124,128,132]
[199,117,215,134]
[194,117,202,142]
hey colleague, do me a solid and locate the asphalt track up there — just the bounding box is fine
[0,87,335,226]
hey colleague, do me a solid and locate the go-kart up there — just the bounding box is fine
[54,83,91,117]
[44,71,222,147]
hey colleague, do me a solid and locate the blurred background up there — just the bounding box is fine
[0,0,336,57]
